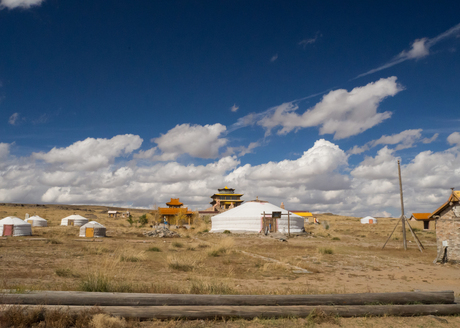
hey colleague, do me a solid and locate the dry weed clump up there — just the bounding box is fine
[0,305,103,328]
[207,237,235,257]
[55,268,80,278]
[167,254,202,272]
[90,313,126,328]
[188,278,236,295]
[79,247,145,292]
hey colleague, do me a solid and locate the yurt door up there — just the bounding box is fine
[264,217,276,232]
[86,228,94,237]
[3,224,13,236]
[369,219,373,224]
[68,219,74,226]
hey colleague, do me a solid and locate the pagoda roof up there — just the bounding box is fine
[211,193,243,197]
[166,198,183,206]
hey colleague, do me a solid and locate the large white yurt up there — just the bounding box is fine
[210,201,304,233]
[79,221,106,238]
[361,216,377,224]
[61,214,89,226]
[0,216,32,236]
[26,215,48,227]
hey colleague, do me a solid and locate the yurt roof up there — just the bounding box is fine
[362,216,376,220]
[28,215,46,221]
[0,216,31,226]
[62,214,88,220]
[213,201,302,219]
[81,221,105,228]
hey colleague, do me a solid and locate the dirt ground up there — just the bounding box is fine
[1,203,459,327]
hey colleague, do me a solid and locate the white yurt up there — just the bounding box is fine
[79,221,106,238]
[361,216,377,224]
[61,214,89,226]
[0,216,32,236]
[210,201,304,233]
[25,215,48,227]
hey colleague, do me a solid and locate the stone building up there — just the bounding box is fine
[431,189,460,263]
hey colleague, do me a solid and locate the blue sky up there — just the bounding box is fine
[1,0,460,217]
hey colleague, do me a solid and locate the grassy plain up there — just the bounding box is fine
[1,203,460,327]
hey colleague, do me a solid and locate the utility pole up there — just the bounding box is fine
[398,160,407,250]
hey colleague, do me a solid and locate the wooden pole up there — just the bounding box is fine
[5,304,460,320]
[2,290,454,306]
[398,160,407,250]
[406,218,425,252]
[382,217,401,249]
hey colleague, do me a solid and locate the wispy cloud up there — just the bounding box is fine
[356,22,460,79]
[230,104,239,112]
[8,112,20,125]
[298,32,322,48]
[348,129,438,155]
[270,54,278,62]
[32,113,50,125]
[0,0,45,9]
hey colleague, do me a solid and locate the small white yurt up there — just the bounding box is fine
[210,201,304,233]
[26,215,48,227]
[0,216,32,236]
[61,214,89,226]
[361,216,377,224]
[79,221,106,238]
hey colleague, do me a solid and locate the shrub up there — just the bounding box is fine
[138,214,148,227]
[126,215,134,227]
[172,242,183,248]
[317,247,334,255]
[223,230,231,234]
[332,237,340,241]
[147,246,161,252]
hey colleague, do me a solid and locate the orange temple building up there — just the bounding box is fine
[210,186,244,211]
[158,198,194,225]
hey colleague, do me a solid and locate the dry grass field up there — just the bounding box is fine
[1,203,460,327]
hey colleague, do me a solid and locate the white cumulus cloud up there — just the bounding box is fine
[33,134,143,171]
[152,123,228,160]
[257,77,402,139]
[447,132,460,146]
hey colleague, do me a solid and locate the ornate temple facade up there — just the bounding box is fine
[210,187,244,211]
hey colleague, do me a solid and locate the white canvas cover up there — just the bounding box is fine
[210,201,304,233]
[61,214,89,226]
[79,221,106,237]
[0,216,32,236]
[361,216,377,224]
[26,215,48,227]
